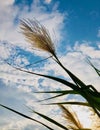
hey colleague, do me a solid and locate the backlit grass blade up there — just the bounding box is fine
[34,90,78,94]
[7,62,100,116]
[8,64,79,90]
[35,90,79,102]
[0,104,54,130]
[54,56,88,89]
[37,93,67,102]
[87,59,100,76]
[25,56,52,68]
[52,58,100,114]
[36,86,100,114]
[32,110,69,130]
[45,102,89,107]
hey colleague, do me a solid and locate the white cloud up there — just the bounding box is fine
[0,0,67,127]
[0,0,14,6]
[0,0,18,41]
[0,0,67,50]
[74,41,100,58]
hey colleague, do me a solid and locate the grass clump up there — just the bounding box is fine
[0,18,100,130]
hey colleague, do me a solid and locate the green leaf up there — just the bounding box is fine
[54,56,88,89]
[0,104,54,130]
[32,110,68,130]
[46,102,89,107]
[37,93,67,102]
[35,90,79,102]
[87,59,100,76]
[34,90,78,94]
[12,66,80,91]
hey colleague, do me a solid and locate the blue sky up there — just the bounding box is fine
[0,0,100,130]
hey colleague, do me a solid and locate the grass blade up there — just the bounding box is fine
[37,93,67,102]
[54,56,87,89]
[0,104,54,130]
[46,102,89,107]
[87,59,100,76]
[36,90,79,102]
[32,110,68,130]
[8,64,79,90]
[34,90,78,94]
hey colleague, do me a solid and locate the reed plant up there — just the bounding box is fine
[0,19,100,130]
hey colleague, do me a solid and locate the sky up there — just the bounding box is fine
[0,0,100,130]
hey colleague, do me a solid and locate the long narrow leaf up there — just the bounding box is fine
[32,110,68,130]
[0,104,54,130]
[87,59,100,76]
[37,93,67,102]
[45,102,89,107]
[7,63,100,116]
[7,64,79,91]
[54,56,88,89]
[36,90,79,102]
[34,90,78,94]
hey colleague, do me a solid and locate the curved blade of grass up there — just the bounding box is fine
[54,56,88,89]
[93,96,100,103]
[32,110,68,130]
[36,87,100,112]
[53,59,100,114]
[81,89,100,109]
[0,104,54,130]
[87,92,100,103]
[6,61,100,115]
[36,90,79,102]
[87,59,100,76]
[37,93,67,102]
[83,92,100,117]
[25,56,52,68]
[34,90,78,94]
[79,88,100,103]
[45,102,89,107]
[51,98,100,117]
[7,62,93,103]
[18,68,78,90]
[87,85,99,94]
[8,64,79,91]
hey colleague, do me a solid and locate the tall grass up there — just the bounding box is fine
[0,19,100,130]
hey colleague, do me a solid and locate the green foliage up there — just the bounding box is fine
[0,19,100,130]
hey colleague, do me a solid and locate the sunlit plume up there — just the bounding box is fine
[59,105,91,130]
[20,19,56,56]
[90,110,100,130]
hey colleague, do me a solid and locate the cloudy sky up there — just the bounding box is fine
[0,0,100,130]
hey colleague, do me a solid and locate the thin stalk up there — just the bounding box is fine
[53,55,87,89]
[0,104,54,130]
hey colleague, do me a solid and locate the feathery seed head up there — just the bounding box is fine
[20,19,56,56]
[90,110,100,130]
[58,105,88,130]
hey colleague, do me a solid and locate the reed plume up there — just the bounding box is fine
[59,105,91,130]
[20,19,56,56]
[90,110,100,130]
